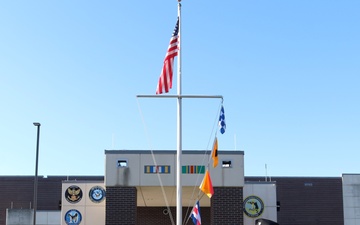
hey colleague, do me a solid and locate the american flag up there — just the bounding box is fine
[191,201,201,225]
[156,18,179,94]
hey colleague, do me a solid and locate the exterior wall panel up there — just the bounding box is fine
[343,174,360,225]
[0,176,103,225]
[246,176,344,225]
[105,150,245,187]
[61,181,106,225]
[0,175,346,225]
[243,182,277,224]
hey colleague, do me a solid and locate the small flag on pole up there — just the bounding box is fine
[156,18,180,94]
[218,105,226,134]
[211,137,218,168]
[191,201,201,225]
[199,170,214,198]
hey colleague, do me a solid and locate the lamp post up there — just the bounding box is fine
[33,122,41,225]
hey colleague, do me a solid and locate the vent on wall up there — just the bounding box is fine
[222,161,232,168]
[117,159,128,167]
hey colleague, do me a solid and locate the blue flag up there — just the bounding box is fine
[219,105,226,134]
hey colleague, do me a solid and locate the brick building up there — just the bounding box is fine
[0,150,348,225]
[104,150,246,225]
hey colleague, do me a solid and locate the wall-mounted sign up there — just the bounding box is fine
[144,165,170,174]
[243,195,264,218]
[89,186,106,203]
[65,185,83,204]
[64,209,82,225]
[182,165,205,174]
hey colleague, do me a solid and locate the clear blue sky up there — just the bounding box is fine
[0,1,359,177]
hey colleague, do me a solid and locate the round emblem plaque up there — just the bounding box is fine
[64,209,82,225]
[65,185,83,204]
[89,186,106,203]
[243,195,264,218]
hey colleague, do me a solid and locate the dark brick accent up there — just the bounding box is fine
[0,176,103,225]
[106,186,137,225]
[0,176,346,225]
[211,187,243,225]
[246,177,344,225]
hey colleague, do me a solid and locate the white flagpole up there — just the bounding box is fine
[138,2,222,224]
[176,1,182,225]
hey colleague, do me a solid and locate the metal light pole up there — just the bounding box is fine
[33,122,41,225]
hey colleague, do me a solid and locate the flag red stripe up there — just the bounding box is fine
[156,19,179,94]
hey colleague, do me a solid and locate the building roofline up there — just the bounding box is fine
[245,181,277,184]
[104,149,244,155]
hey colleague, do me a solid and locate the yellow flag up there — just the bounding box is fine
[199,170,214,198]
[211,137,218,168]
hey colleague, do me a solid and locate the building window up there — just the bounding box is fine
[222,160,232,168]
[117,159,128,167]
